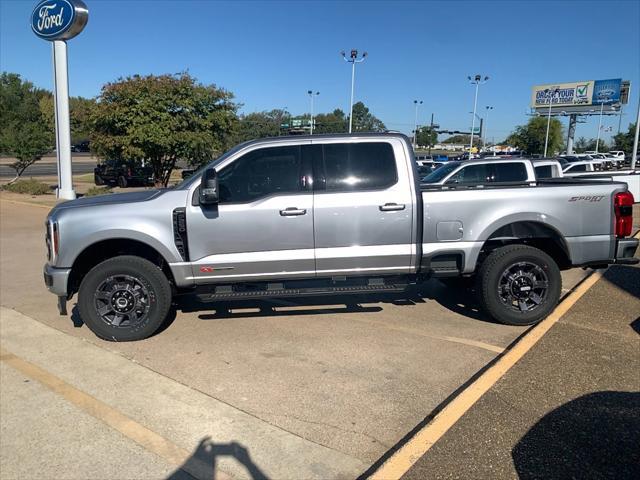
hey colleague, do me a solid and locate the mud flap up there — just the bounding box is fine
[57,296,68,316]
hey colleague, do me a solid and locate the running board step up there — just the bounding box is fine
[196,283,408,302]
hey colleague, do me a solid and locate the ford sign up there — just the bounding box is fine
[31,0,88,41]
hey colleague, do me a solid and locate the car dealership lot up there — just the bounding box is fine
[0,196,635,479]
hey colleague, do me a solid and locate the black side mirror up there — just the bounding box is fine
[199,168,219,205]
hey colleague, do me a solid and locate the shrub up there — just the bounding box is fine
[84,186,112,197]
[2,179,51,195]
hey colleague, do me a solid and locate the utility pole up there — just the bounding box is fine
[595,101,605,153]
[413,100,423,148]
[631,95,639,169]
[429,113,434,155]
[484,106,493,150]
[307,91,319,135]
[468,74,489,154]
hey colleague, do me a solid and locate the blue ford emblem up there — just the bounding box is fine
[31,0,88,41]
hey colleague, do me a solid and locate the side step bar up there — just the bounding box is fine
[196,283,408,303]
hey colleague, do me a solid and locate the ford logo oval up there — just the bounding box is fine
[31,0,88,41]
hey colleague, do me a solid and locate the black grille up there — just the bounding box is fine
[172,208,189,261]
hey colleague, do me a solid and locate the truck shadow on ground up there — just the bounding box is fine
[166,436,269,480]
[512,391,640,480]
[175,279,493,324]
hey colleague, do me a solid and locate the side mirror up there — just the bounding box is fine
[199,168,219,205]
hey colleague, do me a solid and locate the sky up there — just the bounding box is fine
[1,0,639,143]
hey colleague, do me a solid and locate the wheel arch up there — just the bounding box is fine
[68,238,176,296]
[478,220,572,270]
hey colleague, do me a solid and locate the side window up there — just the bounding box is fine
[494,162,528,182]
[447,164,492,184]
[570,164,587,172]
[535,165,553,179]
[218,146,302,203]
[323,142,397,191]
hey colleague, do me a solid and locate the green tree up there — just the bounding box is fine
[506,117,564,155]
[0,72,53,182]
[234,109,288,142]
[39,94,97,145]
[442,134,482,146]
[91,73,238,186]
[350,102,386,132]
[612,123,636,154]
[416,126,437,148]
[314,109,348,134]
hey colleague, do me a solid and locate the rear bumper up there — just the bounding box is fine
[43,264,71,297]
[615,238,639,265]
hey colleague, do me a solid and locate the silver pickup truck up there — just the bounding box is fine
[44,133,638,341]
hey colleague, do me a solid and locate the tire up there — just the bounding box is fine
[476,245,561,326]
[94,173,104,186]
[77,256,172,341]
[117,176,128,188]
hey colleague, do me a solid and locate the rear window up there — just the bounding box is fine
[567,164,587,172]
[323,142,397,191]
[535,165,554,179]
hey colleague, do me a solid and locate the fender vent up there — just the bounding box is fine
[172,208,189,261]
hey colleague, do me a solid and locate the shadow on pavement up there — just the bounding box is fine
[173,279,495,324]
[601,264,640,299]
[167,436,269,480]
[512,391,640,480]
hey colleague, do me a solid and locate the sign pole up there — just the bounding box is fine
[52,40,75,199]
[566,114,577,155]
[631,97,639,170]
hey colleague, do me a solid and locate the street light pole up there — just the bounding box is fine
[307,90,319,135]
[595,101,605,153]
[468,74,489,154]
[631,95,639,169]
[544,87,559,157]
[413,100,423,148]
[484,106,493,149]
[342,49,367,133]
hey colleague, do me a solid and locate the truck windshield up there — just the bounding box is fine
[421,162,460,183]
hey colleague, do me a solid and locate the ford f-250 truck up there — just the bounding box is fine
[44,133,638,341]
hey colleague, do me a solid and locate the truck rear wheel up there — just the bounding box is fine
[477,245,561,326]
[117,176,128,188]
[77,256,172,341]
[94,173,104,186]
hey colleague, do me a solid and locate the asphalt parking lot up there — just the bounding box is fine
[0,196,637,479]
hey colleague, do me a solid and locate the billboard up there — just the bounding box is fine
[531,78,624,109]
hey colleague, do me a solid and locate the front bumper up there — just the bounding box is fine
[43,264,71,297]
[615,238,639,265]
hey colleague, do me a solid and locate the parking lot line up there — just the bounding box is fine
[0,347,229,480]
[365,268,605,480]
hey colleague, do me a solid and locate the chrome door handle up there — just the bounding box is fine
[280,207,307,216]
[379,203,406,211]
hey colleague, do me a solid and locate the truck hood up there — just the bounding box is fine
[50,190,164,213]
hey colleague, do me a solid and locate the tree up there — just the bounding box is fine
[0,72,53,182]
[39,94,97,145]
[506,117,564,155]
[234,109,287,143]
[314,109,348,134]
[443,134,472,144]
[416,126,437,148]
[91,73,238,186]
[350,102,386,132]
[612,123,636,154]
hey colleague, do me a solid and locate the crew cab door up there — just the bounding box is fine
[311,139,415,276]
[186,144,315,282]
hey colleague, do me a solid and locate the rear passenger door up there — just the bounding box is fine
[312,140,415,276]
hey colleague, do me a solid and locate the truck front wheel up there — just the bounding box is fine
[77,256,172,341]
[477,245,561,326]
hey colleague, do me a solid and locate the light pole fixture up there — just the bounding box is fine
[468,74,489,153]
[307,90,319,135]
[413,100,423,148]
[484,106,494,148]
[543,87,560,157]
[342,49,367,133]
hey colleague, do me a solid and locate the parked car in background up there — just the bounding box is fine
[70,141,90,153]
[602,153,624,169]
[417,161,446,177]
[181,169,196,179]
[609,151,625,160]
[562,161,596,175]
[421,158,536,185]
[532,159,563,179]
[44,133,637,341]
[94,160,155,188]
